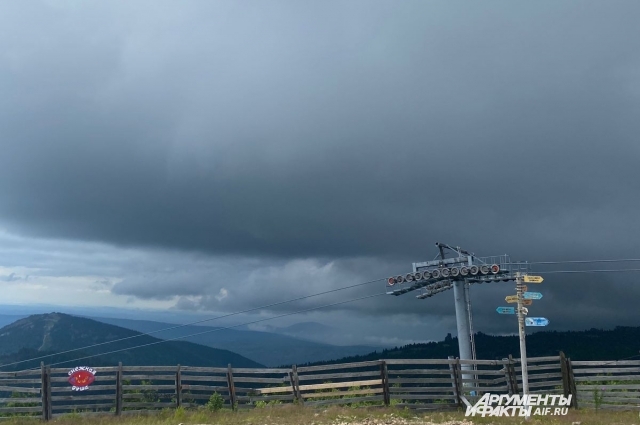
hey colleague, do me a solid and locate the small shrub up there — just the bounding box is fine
[206,392,224,411]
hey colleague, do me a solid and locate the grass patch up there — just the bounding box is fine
[1,406,640,425]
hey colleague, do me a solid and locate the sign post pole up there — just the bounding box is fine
[516,273,530,419]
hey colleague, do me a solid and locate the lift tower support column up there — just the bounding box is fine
[440,245,473,387]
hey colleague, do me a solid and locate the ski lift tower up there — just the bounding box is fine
[385,242,530,386]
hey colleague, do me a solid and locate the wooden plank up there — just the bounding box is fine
[0,386,40,394]
[52,403,114,410]
[122,402,175,408]
[385,359,455,366]
[245,394,295,402]
[0,370,42,377]
[0,397,40,403]
[527,380,563,389]
[388,378,455,385]
[230,377,286,384]
[457,386,509,392]
[514,356,560,362]
[49,367,118,374]
[122,384,175,390]
[571,360,640,366]
[0,406,43,413]
[119,374,176,381]
[579,402,640,411]
[576,384,640,391]
[458,359,506,366]
[230,368,291,374]
[302,388,383,400]
[255,386,293,395]
[50,411,111,418]
[50,385,116,392]
[0,379,44,385]
[514,364,561,372]
[297,361,382,373]
[50,394,116,401]
[180,384,230,392]
[573,367,640,374]
[389,386,456,393]
[298,371,381,381]
[178,393,230,401]
[121,366,177,372]
[526,372,563,380]
[575,375,640,383]
[49,376,115,383]
[298,379,382,392]
[178,366,228,373]
[176,375,228,382]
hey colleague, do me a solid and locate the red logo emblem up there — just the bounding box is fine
[68,367,96,390]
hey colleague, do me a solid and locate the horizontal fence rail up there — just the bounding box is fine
[3,352,640,419]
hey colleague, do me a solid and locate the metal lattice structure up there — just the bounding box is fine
[385,243,530,298]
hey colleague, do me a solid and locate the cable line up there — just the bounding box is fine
[530,258,640,265]
[536,268,640,274]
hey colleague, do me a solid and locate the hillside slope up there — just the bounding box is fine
[91,316,379,366]
[0,313,264,370]
[300,326,640,366]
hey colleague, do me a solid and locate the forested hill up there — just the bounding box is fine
[300,326,640,367]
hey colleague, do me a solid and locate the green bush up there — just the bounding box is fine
[206,392,224,411]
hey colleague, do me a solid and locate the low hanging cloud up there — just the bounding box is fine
[0,1,640,344]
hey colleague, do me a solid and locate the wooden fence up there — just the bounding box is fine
[2,352,638,419]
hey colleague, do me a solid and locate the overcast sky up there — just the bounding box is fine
[1,1,640,347]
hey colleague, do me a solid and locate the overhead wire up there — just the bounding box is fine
[535,268,640,274]
[0,277,385,369]
[26,291,387,371]
[530,259,640,265]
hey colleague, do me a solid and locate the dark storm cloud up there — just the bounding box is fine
[1,0,639,262]
[1,1,640,337]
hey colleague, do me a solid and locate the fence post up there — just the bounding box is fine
[115,362,123,416]
[501,358,512,396]
[40,362,49,421]
[45,365,52,420]
[507,355,519,395]
[448,356,461,407]
[559,352,570,398]
[566,358,578,409]
[176,364,182,408]
[226,364,237,411]
[379,361,390,406]
[291,365,303,405]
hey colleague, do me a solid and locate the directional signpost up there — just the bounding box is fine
[496,306,515,314]
[493,273,547,420]
[523,275,544,284]
[523,292,543,300]
[506,296,532,305]
[525,317,549,327]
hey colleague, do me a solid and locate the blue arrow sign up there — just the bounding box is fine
[523,292,543,300]
[525,317,549,326]
[496,307,515,315]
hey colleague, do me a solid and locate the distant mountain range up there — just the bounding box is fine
[90,316,380,367]
[0,313,263,370]
[300,326,640,366]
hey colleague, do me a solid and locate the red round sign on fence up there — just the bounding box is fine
[68,367,96,391]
